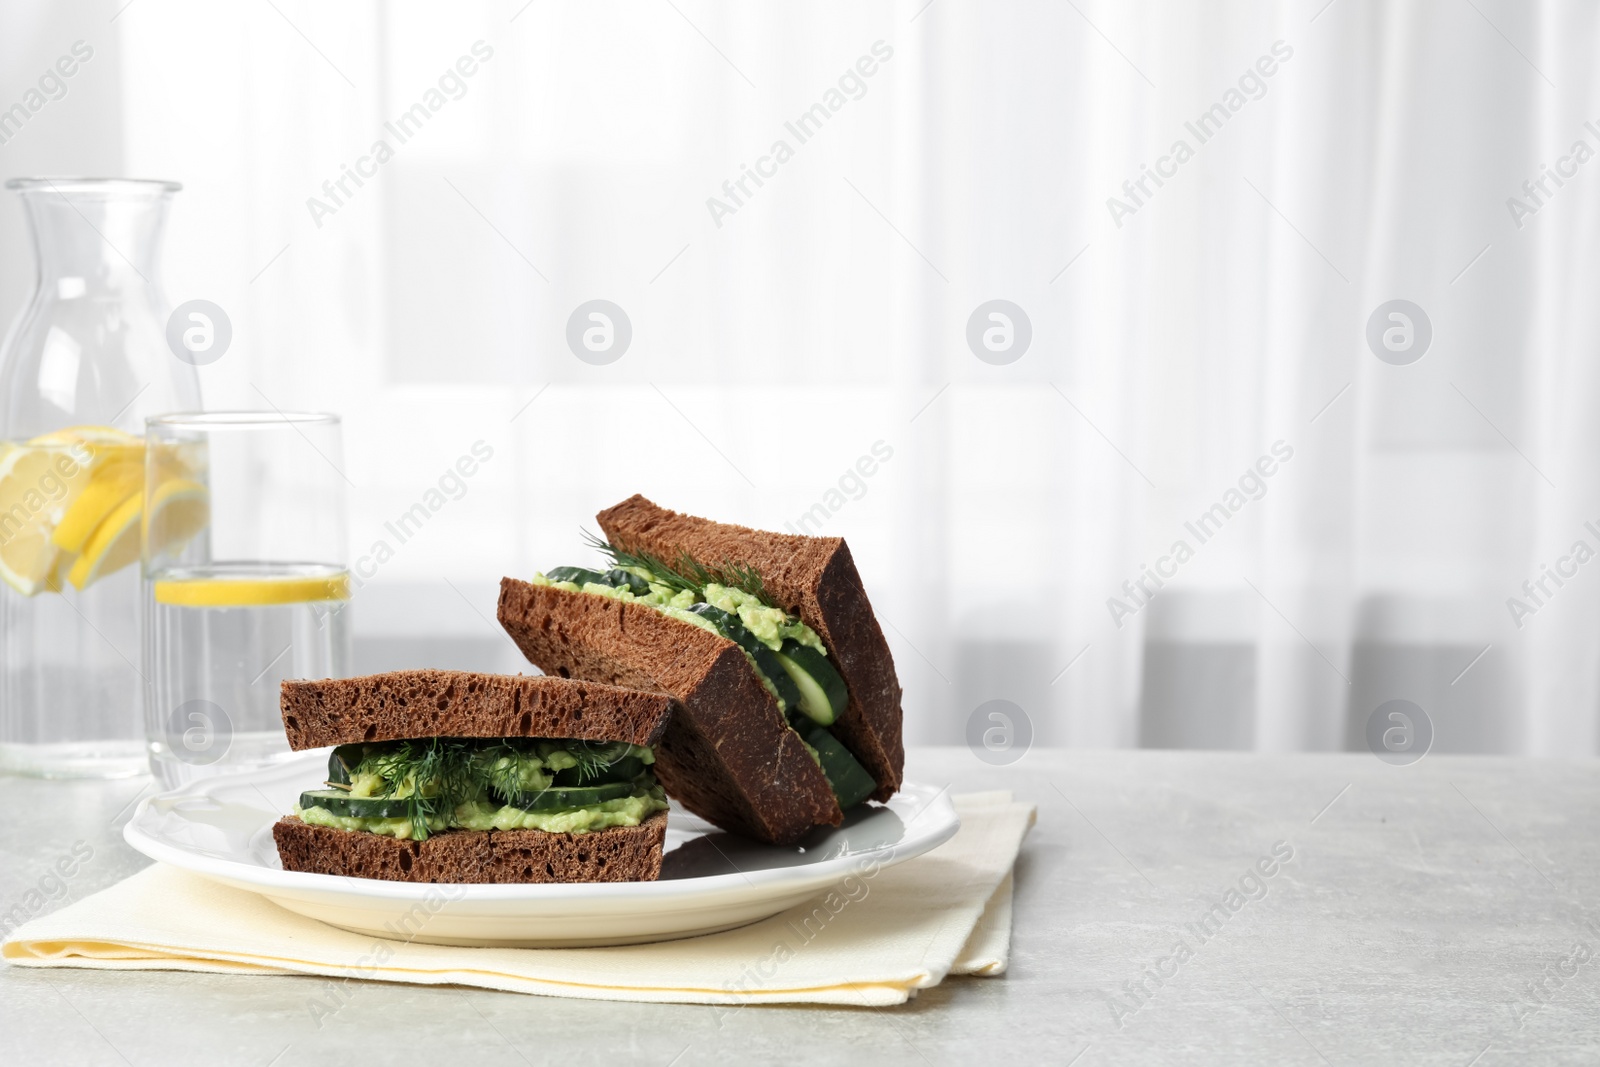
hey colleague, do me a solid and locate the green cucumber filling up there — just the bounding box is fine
[536,536,874,810]
[293,736,666,841]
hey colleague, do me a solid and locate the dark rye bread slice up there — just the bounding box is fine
[279,669,671,751]
[273,810,668,884]
[597,494,903,801]
[497,578,841,845]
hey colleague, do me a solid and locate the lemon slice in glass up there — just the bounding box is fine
[153,571,350,607]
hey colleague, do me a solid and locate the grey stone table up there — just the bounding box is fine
[2,747,1597,1066]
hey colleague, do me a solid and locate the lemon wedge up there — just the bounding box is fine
[52,460,144,554]
[62,477,210,592]
[29,425,143,473]
[66,491,143,590]
[0,444,95,595]
[144,478,209,559]
[43,553,70,593]
[28,425,139,447]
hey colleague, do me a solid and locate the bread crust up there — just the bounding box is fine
[279,669,672,751]
[596,494,904,801]
[496,578,842,845]
[272,810,667,883]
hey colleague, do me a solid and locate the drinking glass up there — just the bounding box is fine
[143,412,351,787]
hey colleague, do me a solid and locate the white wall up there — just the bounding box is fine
[3,1,1598,754]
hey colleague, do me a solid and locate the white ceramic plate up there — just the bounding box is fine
[123,751,959,947]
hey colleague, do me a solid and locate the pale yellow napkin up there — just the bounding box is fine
[2,792,1033,1007]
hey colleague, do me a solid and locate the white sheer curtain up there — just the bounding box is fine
[3,0,1597,754]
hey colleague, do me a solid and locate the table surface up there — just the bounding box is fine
[2,746,1597,1066]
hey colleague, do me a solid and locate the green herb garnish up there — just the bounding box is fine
[582,530,768,603]
[344,737,651,841]
[566,743,621,783]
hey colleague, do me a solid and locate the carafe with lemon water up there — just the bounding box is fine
[0,179,201,777]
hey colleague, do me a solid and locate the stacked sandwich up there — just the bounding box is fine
[272,671,676,883]
[273,495,904,883]
[498,494,905,845]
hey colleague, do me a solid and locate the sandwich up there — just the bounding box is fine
[496,494,903,845]
[271,669,674,883]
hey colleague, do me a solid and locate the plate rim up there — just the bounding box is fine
[123,753,960,903]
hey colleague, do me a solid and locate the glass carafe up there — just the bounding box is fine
[0,178,201,778]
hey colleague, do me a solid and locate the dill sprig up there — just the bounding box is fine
[583,529,698,596]
[567,741,635,783]
[349,737,649,840]
[364,738,480,840]
[582,529,768,603]
[568,743,609,783]
[484,745,526,803]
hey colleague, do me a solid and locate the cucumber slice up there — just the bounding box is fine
[546,565,608,587]
[298,788,415,820]
[687,603,803,712]
[327,743,369,786]
[774,641,848,726]
[500,780,638,811]
[552,755,645,786]
[602,568,651,595]
[793,719,876,810]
